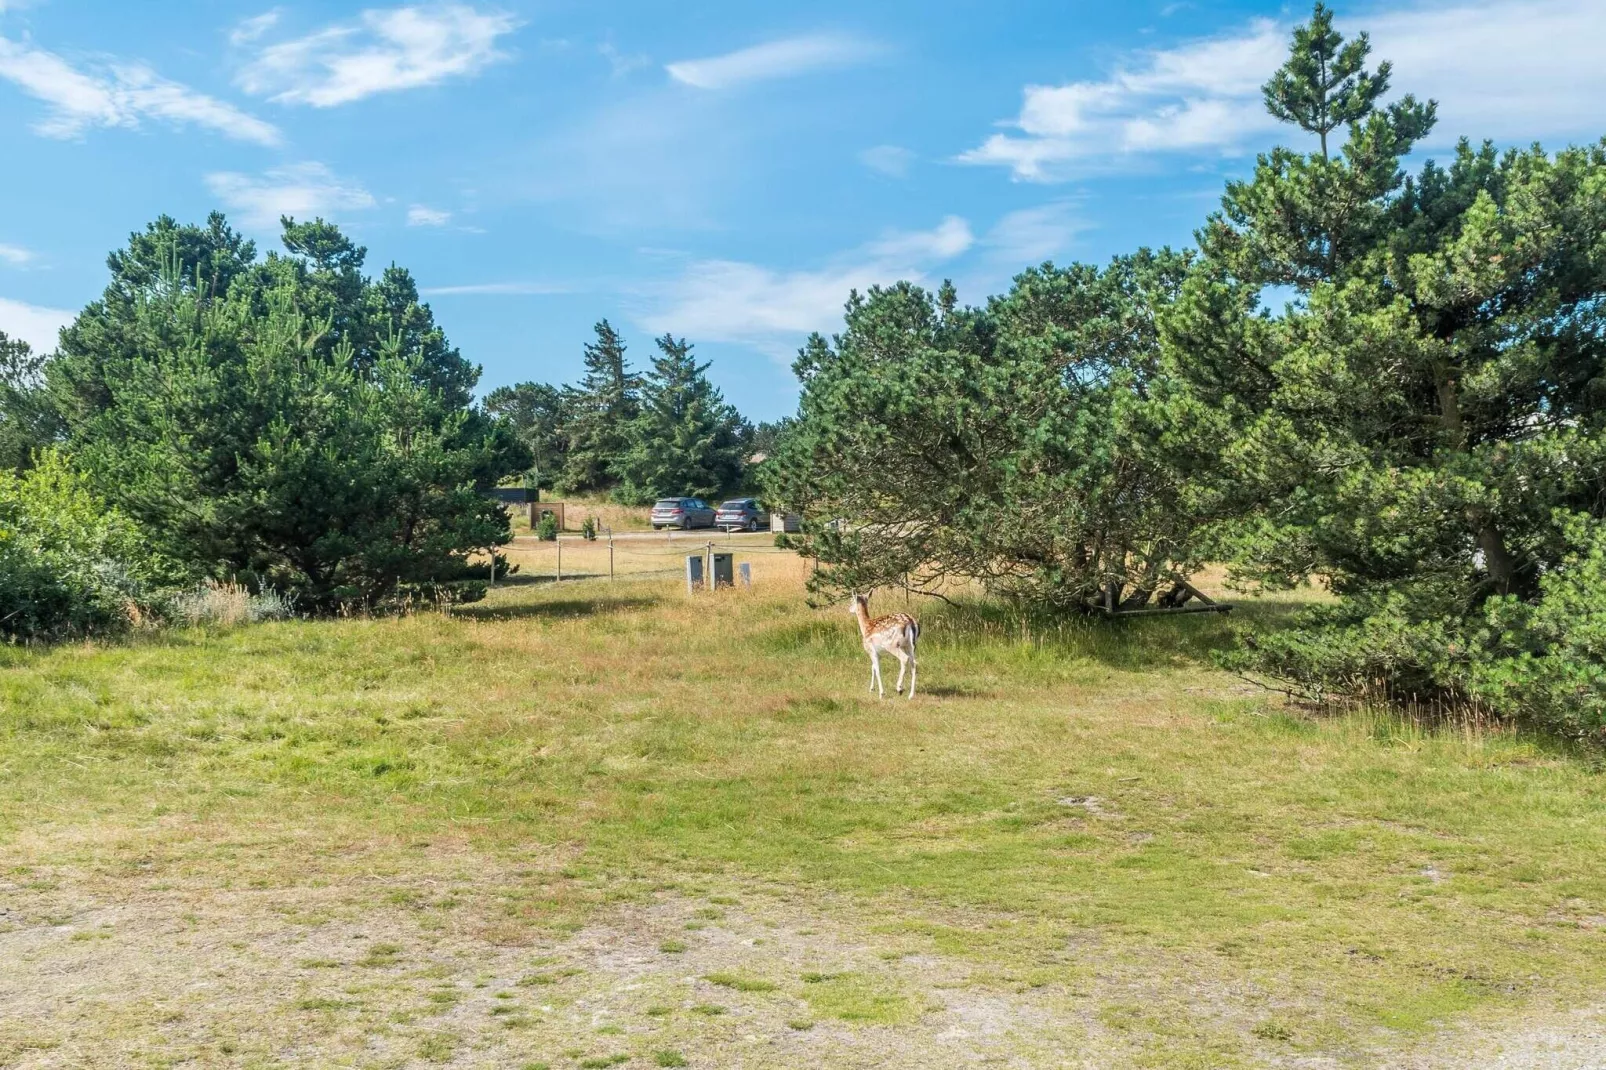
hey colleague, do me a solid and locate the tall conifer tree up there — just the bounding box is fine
[560,319,641,492]
[615,335,745,504]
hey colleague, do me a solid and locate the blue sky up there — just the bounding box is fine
[1,0,1602,421]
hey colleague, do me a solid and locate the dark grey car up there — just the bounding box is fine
[715,498,769,532]
[651,497,716,529]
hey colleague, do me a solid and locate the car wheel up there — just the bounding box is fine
[746,519,759,532]
[681,517,691,530]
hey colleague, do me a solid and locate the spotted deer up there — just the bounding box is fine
[848,592,920,699]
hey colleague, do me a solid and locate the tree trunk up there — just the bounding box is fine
[1477,523,1517,596]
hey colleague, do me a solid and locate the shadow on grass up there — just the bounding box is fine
[453,595,661,622]
[495,572,609,587]
[916,684,998,699]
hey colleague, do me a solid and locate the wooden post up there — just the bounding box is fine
[608,532,615,581]
[487,546,495,589]
[706,541,714,592]
[556,537,562,583]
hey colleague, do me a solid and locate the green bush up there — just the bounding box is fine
[580,516,597,541]
[0,452,158,642]
[535,513,559,541]
[1226,516,1606,742]
[48,216,529,614]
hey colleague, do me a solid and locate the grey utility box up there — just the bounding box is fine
[685,554,704,592]
[711,553,734,589]
[770,512,802,533]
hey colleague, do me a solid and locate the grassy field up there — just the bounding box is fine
[3,544,1605,1068]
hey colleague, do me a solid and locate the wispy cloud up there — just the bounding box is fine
[0,296,72,354]
[230,10,282,47]
[982,202,1087,265]
[420,281,571,295]
[859,144,913,178]
[0,36,281,144]
[205,163,376,229]
[642,217,972,351]
[0,243,33,266]
[961,0,1606,181]
[598,41,650,78]
[959,19,1283,180]
[237,4,519,107]
[406,204,451,226]
[666,33,880,90]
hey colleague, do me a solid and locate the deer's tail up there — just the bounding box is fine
[907,620,920,651]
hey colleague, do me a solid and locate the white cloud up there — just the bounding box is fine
[961,0,1606,181]
[666,33,879,90]
[983,202,1086,265]
[0,297,72,354]
[238,4,519,107]
[406,204,451,226]
[859,144,913,178]
[230,10,282,47]
[205,163,376,229]
[867,215,973,261]
[1367,0,1606,138]
[0,36,281,144]
[643,217,971,349]
[0,243,33,266]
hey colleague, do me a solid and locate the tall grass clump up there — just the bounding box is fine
[173,579,296,628]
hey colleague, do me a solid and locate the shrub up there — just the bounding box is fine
[580,516,597,541]
[0,452,158,642]
[535,512,559,541]
[1226,516,1606,742]
[173,579,295,628]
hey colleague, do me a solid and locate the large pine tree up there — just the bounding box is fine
[615,335,746,504]
[1167,3,1606,733]
[559,319,642,492]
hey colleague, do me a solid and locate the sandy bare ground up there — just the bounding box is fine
[3,832,1602,1070]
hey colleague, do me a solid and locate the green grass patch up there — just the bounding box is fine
[800,973,914,1025]
[1,568,1602,1063]
[703,972,777,993]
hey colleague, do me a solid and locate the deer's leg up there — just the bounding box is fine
[908,651,917,699]
[871,650,884,698]
[893,651,908,694]
[867,652,877,694]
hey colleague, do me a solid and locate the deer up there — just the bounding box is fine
[848,592,920,699]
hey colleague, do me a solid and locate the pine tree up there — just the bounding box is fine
[615,335,745,504]
[1207,5,1435,289]
[484,381,569,489]
[1261,3,1390,160]
[1167,8,1606,732]
[559,319,642,492]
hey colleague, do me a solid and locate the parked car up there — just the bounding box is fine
[715,498,770,532]
[651,497,716,529]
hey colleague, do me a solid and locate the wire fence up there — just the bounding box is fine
[497,533,804,587]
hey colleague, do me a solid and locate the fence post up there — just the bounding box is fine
[608,532,615,581]
[488,546,496,589]
[556,537,562,583]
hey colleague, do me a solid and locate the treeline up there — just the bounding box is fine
[0,215,528,633]
[769,4,1606,738]
[0,211,775,638]
[484,321,773,504]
